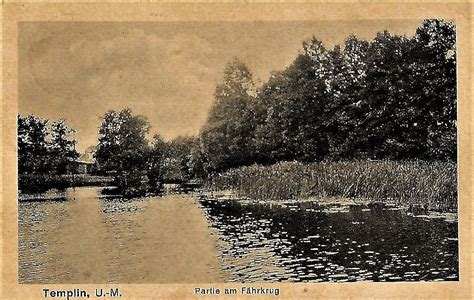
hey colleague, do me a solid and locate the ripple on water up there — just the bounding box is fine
[199,197,459,283]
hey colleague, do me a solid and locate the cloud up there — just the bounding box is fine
[23,26,219,147]
[27,27,216,100]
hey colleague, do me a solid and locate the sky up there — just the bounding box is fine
[19,20,423,153]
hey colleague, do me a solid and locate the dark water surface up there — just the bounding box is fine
[198,197,458,283]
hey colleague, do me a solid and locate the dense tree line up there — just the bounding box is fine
[20,19,455,196]
[96,19,457,192]
[195,19,456,174]
[159,136,197,183]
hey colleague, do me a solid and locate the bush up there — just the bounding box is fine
[19,174,69,193]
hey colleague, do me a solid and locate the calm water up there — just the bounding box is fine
[198,197,458,282]
[18,187,458,283]
[18,187,220,284]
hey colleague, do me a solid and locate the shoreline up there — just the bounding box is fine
[199,189,458,223]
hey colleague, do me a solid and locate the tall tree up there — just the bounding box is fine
[255,37,330,163]
[352,31,414,159]
[254,70,292,163]
[18,114,50,174]
[410,19,457,160]
[50,119,79,174]
[201,58,258,171]
[147,134,166,190]
[324,36,369,159]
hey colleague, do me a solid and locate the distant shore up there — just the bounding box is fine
[19,174,114,195]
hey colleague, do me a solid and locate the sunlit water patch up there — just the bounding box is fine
[18,187,221,283]
[198,197,458,282]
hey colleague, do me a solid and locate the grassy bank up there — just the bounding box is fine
[19,174,114,194]
[206,161,457,212]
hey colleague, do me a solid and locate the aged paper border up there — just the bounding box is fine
[1,1,472,299]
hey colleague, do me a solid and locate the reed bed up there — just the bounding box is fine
[206,161,457,212]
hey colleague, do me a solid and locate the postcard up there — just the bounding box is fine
[1,1,472,299]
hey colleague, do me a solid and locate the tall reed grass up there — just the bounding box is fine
[206,161,457,212]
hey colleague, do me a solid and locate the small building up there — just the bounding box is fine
[67,159,96,175]
[75,160,95,174]
[70,148,97,175]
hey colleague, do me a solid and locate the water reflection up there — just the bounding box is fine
[198,198,458,282]
[19,187,221,283]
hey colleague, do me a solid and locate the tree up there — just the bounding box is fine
[351,31,415,159]
[410,19,457,160]
[147,134,166,190]
[159,136,195,183]
[323,36,369,159]
[188,137,209,179]
[18,114,79,192]
[18,114,78,175]
[255,37,330,163]
[253,71,292,164]
[95,108,151,197]
[50,119,79,174]
[18,114,47,193]
[18,114,50,174]
[201,58,259,171]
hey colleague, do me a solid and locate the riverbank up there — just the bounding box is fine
[200,190,457,223]
[19,174,114,194]
[205,160,457,213]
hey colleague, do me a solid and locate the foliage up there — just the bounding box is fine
[95,108,152,197]
[198,19,457,171]
[188,137,209,179]
[95,110,204,194]
[18,19,457,200]
[17,114,79,177]
[159,136,196,183]
[200,58,260,172]
[147,134,166,190]
[50,120,78,174]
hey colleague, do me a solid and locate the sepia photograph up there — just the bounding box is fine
[16,18,459,286]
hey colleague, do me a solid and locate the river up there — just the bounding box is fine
[199,197,458,282]
[18,187,458,283]
[18,187,221,283]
